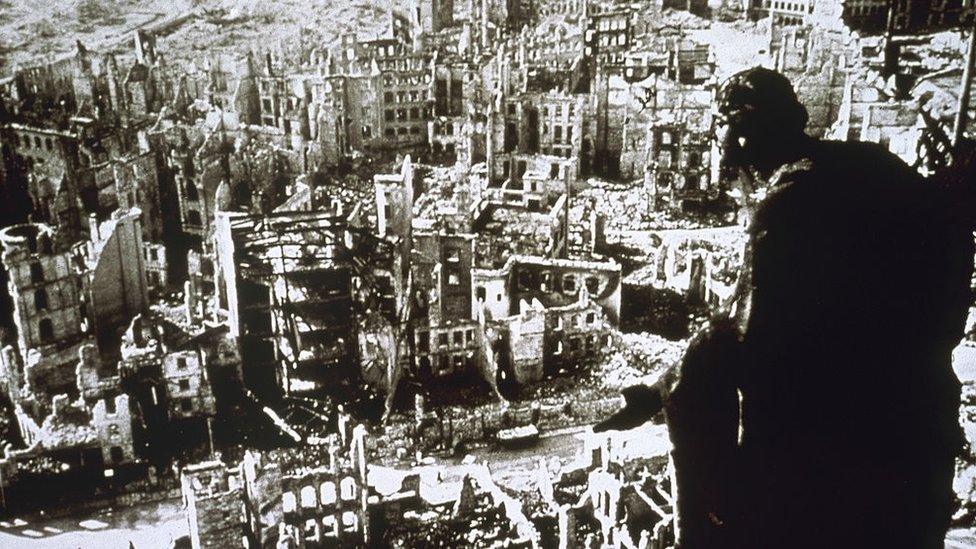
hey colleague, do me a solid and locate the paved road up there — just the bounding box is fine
[947,528,976,548]
[0,418,970,547]
[396,423,670,488]
[0,498,186,549]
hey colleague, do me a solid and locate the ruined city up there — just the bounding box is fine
[0,0,973,547]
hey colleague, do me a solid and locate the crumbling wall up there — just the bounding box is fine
[0,223,86,362]
[507,255,622,324]
[241,451,285,547]
[358,321,401,395]
[378,396,624,455]
[543,295,610,374]
[507,299,546,384]
[24,342,89,400]
[163,350,216,420]
[88,209,149,335]
[75,343,117,402]
[773,25,849,138]
[280,464,368,544]
[112,152,164,242]
[182,461,244,549]
[91,394,134,464]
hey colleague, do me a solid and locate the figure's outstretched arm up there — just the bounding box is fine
[592,375,669,433]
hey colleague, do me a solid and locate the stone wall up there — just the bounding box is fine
[772,25,849,139]
[375,395,624,457]
[181,461,243,549]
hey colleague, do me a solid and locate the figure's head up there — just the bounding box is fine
[714,67,809,173]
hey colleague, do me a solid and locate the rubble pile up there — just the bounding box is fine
[524,330,687,401]
[573,179,650,234]
[574,178,727,237]
[38,397,97,450]
[597,331,685,391]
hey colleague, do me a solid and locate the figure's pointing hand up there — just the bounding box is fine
[592,384,663,433]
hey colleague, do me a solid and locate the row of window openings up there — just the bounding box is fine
[34,303,86,341]
[657,172,703,190]
[598,34,628,47]
[845,4,887,16]
[297,513,359,540]
[283,479,358,512]
[766,0,813,14]
[374,44,401,57]
[553,333,605,354]
[382,74,428,87]
[385,107,429,122]
[384,91,426,103]
[144,247,166,263]
[257,80,286,93]
[432,142,457,155]
[379,60,427,75]
[596,18,627,31]
[475,287,503,302]
[421,353,469,374]
[656,150,702,168]
[509,104,577,119]
[517,272,602,294]
[417,328,476,352]
[384,126,420,138]
[775,14,805,24]
[19,134,56,152]
[433,122,455,135]
[555,311,598,330]
[259,97,298,114]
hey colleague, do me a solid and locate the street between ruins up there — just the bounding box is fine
[0,423,656,548]
[0,411,975,548]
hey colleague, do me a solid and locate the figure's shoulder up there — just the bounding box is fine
[814,138,892,159]
[752,141,901,230]
[767,139,920,200]
[809,139,921,183]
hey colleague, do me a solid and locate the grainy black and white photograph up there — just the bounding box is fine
[1,0,976,547]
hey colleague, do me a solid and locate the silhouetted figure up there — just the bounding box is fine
[596,67,975,549]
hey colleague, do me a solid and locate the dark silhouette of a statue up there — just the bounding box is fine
[597,67,975,549]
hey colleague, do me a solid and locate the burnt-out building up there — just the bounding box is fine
[644,123,716,213]
[213,190,399,411]
[472,253,620,385]
[238,420,369,547]
[504,255,621,324]
[410,230,484,379]
[214,211,359,402]
[838,0,975,34]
